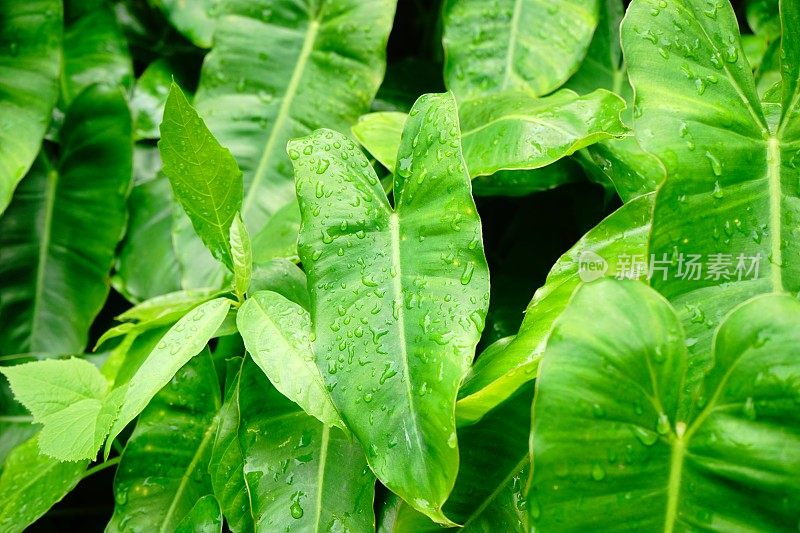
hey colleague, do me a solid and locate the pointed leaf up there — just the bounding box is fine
[529,279,800,530]
[159,83,243,270]
[0,84,132,355]
[0,0,62,213]
[105,297,231,455]
[290,92,489,522]
[229,212,252,298]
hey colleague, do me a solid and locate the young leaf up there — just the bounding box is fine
[457,192,654,424]
[529,279,800,530]
[237,358,375,531]
[289,92,490,523]
[237,291,346,431]
[108,352,220,532]
[105,297,231,456]
[622,0,800,359]
[0,84,132,355]
[0,358,119,461]
[159,83,244,271]
[442,0,600,99]
[351,111,408,172]
[0,437,87,532]
[229,212,252,299]
[0,0,62,214]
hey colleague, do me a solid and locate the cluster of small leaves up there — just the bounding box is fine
[0,0,798,532]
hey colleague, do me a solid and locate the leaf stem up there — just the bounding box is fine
[82,456,121,480]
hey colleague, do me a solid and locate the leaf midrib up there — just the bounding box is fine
[389,212,424,456]
[158,414,219,533]
[242,18,321,219]
[500,0,524,91]
[29,167,58,350]
[311,425,330,532]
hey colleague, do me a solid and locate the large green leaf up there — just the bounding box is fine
[442,0,600,99]
[108,351,220,532]
[529,278,800,530]
[0,437,87,533]
[105,297,231,455]
[0,0,61,213]
[457,192,654,424]
[160,83,244,271]
[211,357,376,532]
[622,0,800,360]
[62,1,132,104]
[379,384,533,532]
[176,0,398,287]
[0,84,132,355]
[237,291,345,431]
[290,92,489,523]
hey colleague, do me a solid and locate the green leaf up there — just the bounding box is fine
[251,201,301,264]
[208,359,253,533]
[229,212,252,299]
[351,111,407,172]
[237,291,345,431]
[0,84,133,355]
[174,0,398,287]
[458,89,627,177]
[529,279,800,530]
[108,351,220,532]
[153,0,217,49]
[0,437,87,533]
[0,0,62,214]
[237,358,375,531]
[132,58,195,140]
[622,0,800,358]
[442,0,600,99]
[105,297,231,456]
[457,192,654,424]
[380,384,533,532]
[159,83,244,271]
[0,358,120,461]
[354,89,626,196]
[174,495,223,533]
[62,2,132,104]
[249,259,310,310]
[113,167,183,303]
[289,92,490,523]
[746,0,780,38]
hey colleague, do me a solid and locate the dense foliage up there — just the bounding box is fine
[0,0,798,531]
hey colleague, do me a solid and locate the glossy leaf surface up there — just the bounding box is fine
[154,0,218,48]
[0,0,61,213]
[237,291,345,430]
[160,84,243,271]
[529,279,800,530]
[105,297,231,454]
[623,0,800,360]
[290,92,489,522]
[108,352,220,532]
[443,0,600,99]
[0,84,132,354]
